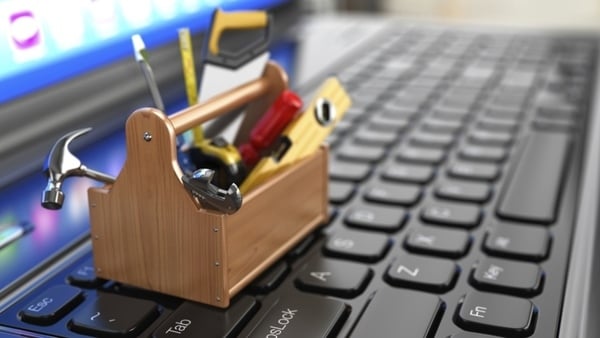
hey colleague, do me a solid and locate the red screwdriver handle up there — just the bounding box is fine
[240,90,302,167]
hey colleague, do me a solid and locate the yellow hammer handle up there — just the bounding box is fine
[209,9,268,55]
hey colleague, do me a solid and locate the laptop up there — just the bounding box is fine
[0,1,598,337]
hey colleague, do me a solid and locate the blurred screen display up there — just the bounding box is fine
[0,0,286,104]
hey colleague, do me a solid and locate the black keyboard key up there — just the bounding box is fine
[295,257,372,298]
[385,253,458,292]
[470,257,544,296]
[353,127,398,146]
[455,292,537,337]
[448,161,500,181]
[153,296,258,338]
[410,131,455,148]
[422,118,463,134]
[368,114,410,132]
[247,293,348,338]
[337,143,386,163]
[449,333,500,338]
[69,293,158,337]
[250,261,289,294]
[345,202,408,232]
[329,159,371,182]
[396,146,446,164]
[459,145,507,162]
[364,181,422,206]
[468,130,513,146]
[329,181,356,204]
[405,225,471,258]
[324,228,390,263]
[351,288,443,338]
[286,233,316,260]
[421,202,482,228]
[477,116,519,132]
[497,131,571,224]
[20,285,83,325]
[382,163,435,184]
[532,117,576,132]
[67,258,103,288]
[484,222,551,261]
[435,179,491,203]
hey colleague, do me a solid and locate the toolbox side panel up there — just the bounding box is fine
[225,147,329,296]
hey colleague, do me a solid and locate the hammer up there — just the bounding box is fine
[41,128,116,210]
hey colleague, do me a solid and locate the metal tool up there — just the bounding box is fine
[132,34,165,112]
[240,77,351,194]
[133,33,195,174]
[198,9,272,142]
[188,136,247,189]
[182,168,242,214]
[41,128,116,210]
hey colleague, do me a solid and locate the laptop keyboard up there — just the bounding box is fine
[0,25,596,337]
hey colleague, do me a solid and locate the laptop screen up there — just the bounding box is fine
[0,0,287,104]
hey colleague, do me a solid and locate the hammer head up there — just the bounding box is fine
[41,128,91,210]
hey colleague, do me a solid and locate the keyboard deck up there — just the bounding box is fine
[0,23,596,338]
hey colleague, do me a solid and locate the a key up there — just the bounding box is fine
[286,233,316,260]
[368,114,410,132]
[459,145,507,162]
[405,224,472,258]
[421,202,482,228]
[153,296,258,338]
[345,202,408,232]
[468,130,513,146]
[477,116,519,132]
[250,261,289,294]
[470,257,544,296]
[448,161,500,181]
[350,287,444,338]
[329,159,371,182]
[329,181,356,205]
[449,333,500,338]
[497,131,571,224]
[20,285,83,325]
[69,293,158,337]
[324,228,391,263]
[435,179,491,203]
[67,258,103,288]
[455,291,537,337]
[532,118,577,132]
[484,222,551,261]
[295,257,372,298]
[381,163,435,184]
[422,118,463,134]
[396,146,446,164]
[410,131,455,148]
[385,253,458,292]
[353,127,398,146]
[337,143,386,163]
[246,293,348,338]
[364,181,422,206]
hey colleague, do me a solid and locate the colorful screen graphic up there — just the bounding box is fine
[0,0,286,104]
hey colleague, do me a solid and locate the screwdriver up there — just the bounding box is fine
[132,34,195,174]
[239,90,302,167]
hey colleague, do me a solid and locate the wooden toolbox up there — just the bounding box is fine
[87,63,329,308]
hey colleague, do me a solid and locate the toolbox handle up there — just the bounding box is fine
[169,63,276,134]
